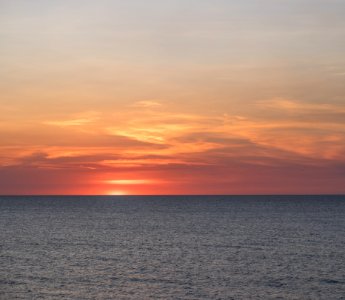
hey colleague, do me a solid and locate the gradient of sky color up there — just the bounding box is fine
[1,0,345,195]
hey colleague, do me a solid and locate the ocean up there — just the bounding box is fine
[0,195,344,299]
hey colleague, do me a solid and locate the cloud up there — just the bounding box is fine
[2,99,345,173]
[43,111,101,127]
[1,96,345,194]
[257,98,345,115]
[131,101,163,108]
[44,118,94,127]
[105,179,163,185]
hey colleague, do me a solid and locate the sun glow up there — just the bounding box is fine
[101,179,165,195]
[107,190,128,196]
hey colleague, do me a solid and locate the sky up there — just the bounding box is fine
[0,0,345,195]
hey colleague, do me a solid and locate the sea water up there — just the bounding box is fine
[0,195,344,299]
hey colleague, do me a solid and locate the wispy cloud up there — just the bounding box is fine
[257,98,345,114]
[1,97,345,194]
[43,111,101,127]
[131,101,163,108]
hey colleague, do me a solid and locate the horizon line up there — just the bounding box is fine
[0,194,344,197]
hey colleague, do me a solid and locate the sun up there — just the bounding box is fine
[107,190,128,196]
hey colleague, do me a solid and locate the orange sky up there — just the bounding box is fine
[1,0,345,195]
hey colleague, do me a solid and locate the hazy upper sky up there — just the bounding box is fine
[1,0,345,194]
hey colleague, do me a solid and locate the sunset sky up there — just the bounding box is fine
[1,0,345,195]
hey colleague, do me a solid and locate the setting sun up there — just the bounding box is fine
[107,190,128,196]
